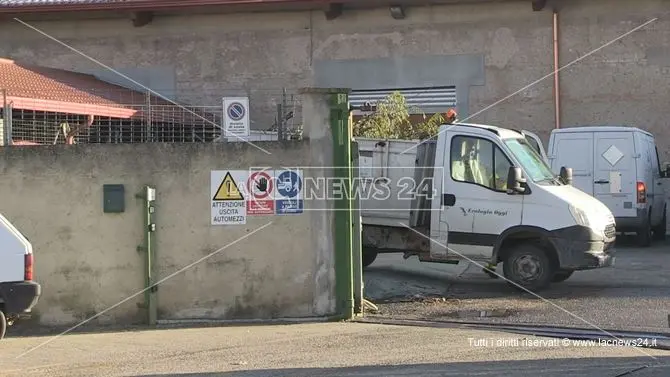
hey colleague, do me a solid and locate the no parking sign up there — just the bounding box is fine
[222,97,250,137]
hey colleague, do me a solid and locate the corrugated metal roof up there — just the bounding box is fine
[350,87,457,114]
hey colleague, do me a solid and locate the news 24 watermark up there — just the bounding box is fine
[468,337,658,348]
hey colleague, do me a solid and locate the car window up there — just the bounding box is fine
[450,135,512,192]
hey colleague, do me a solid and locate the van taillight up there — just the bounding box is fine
[24,253,33,281]
[636,182,646,204]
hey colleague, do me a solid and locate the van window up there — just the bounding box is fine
[504,138,557,184]
[450,135,513,192]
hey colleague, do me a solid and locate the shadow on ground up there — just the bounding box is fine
[131,357,670,377]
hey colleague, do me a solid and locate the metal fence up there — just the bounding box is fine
[0,88,303,145]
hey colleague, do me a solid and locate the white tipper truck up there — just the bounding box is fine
[0,213,41,339]
[357,119,617,291]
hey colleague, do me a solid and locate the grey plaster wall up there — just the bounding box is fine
[0,91,337,326]
[0,0,668,157]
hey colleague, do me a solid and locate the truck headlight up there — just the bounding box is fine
[569,205,590,227]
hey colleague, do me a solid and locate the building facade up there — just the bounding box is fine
[1,0,669,156]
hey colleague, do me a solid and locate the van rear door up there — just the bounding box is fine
[593,132,637,218]
[549,132,594,195]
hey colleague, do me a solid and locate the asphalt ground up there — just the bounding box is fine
[363,236,670,334]
[2,322,669,377]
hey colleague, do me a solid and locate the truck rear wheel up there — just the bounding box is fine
[0,310,6,340]
[637,218,652,247]
[652,207,666,241]
[551,269,575,283]
[502,243,555,292]
[362,248,378,268]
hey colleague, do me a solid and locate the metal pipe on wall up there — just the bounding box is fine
[553,10,561,129]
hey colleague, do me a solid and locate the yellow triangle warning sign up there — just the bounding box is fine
[213,172,244,200]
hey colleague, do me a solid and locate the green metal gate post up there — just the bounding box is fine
[136,186,157,325]
[330,91,355,320]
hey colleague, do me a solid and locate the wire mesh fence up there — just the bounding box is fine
[0,88,303,145]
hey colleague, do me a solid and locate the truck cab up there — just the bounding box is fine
[359,121,617,292]
[0,213,41,339]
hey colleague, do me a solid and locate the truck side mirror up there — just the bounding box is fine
[506,166,527,194]
[663,164,670,178]
[559,166,573,185]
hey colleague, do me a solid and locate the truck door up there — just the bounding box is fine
[549,132,594,195]
[593,132,636,218]
[440,133,523,260]
[522,130,548,163]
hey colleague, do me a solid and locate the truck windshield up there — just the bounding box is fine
[504,138,559,184]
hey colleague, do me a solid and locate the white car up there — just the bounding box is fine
[0,213,41,339]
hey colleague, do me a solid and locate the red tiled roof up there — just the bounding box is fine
[0,0,384,14]
[2,0,139,4]
[0,58,219,125]
[0,0,355,13]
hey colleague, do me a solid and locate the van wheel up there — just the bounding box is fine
[502,243,555,292]
[552,269,575,283]
[652,207,666,241]
[0,310,6,340]
[362,248,378,268]
[637,220,652,247]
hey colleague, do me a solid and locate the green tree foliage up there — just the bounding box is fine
[352,91,446,140]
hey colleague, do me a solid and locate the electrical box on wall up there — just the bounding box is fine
[103,184,125,213]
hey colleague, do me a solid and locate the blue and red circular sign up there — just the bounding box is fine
[247,171,273,200]
[227,102,246,121]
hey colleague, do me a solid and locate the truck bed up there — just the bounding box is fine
[356,137,436,229]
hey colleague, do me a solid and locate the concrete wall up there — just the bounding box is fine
[1,0,669,154]
[0,91,337,326]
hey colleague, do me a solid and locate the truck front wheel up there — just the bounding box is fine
[502,243,555,292]
[362,248,378,268]
[0,310,6,340]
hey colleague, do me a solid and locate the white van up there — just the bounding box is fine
[547,126,668,246]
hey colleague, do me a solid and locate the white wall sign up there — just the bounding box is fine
[211,170,249,225]
[222,97,250,138]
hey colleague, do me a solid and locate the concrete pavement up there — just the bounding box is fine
[1,322,669,377]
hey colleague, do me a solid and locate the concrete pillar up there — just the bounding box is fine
[299,87,351,316]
